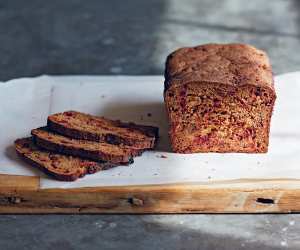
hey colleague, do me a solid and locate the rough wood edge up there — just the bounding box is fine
[1,175,300,213]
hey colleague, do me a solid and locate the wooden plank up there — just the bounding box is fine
[0,174,39,190]
[1,178,300,213]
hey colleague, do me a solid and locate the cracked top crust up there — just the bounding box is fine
[164,43,275,92]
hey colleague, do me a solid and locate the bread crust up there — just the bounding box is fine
[164,43,275,93]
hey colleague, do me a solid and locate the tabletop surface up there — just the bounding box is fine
[1,0,300,249]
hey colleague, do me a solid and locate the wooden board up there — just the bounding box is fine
[1,174,300,213]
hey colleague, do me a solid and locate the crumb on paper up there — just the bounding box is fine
[147,113,152,117]
[257,161,260,165]
[156,154,167,159]
[153,173,158,176]
[101,95,106,98]
[205,161,208,164]
[211,168,216,171]
[208,176,211,180]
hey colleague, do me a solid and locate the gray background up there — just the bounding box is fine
[1,0,300,249]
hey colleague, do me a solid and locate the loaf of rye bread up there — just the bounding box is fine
[47,111,159,149]
[31,127,143,164]
[15,138,116,181]
[164,43,276,153]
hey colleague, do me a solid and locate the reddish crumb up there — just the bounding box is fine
[80,161,96,167]
[180,98,186,110]
[179,90,186,96]
[65,112,74,117]
[179,85,187,110]
[194,135,209,145]
[213,98,221,108]
[59,120,69,124]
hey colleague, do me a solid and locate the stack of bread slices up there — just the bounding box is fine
[15,111,159,181]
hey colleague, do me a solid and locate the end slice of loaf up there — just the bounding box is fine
[31,127,143,164]
[47,111,159,149]
[15,137,116,181]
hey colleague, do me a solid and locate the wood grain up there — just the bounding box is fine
[0,174,39,190]
[1,174,300,213]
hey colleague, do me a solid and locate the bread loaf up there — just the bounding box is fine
[164,43,276,153]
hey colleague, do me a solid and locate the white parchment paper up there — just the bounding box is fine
[0,74,299,189]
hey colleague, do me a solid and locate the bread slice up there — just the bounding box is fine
[15,137,116,181]
[31,127,143,164]
[47,111,159,149]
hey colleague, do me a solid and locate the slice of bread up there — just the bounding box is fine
[31,127,143,164]
[47,111,159,149]
[15,137,116,181]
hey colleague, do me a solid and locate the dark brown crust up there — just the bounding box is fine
[164,43,275,93]
[15,138,117,181]
[31,128,140,164]
[47,111,159,149]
